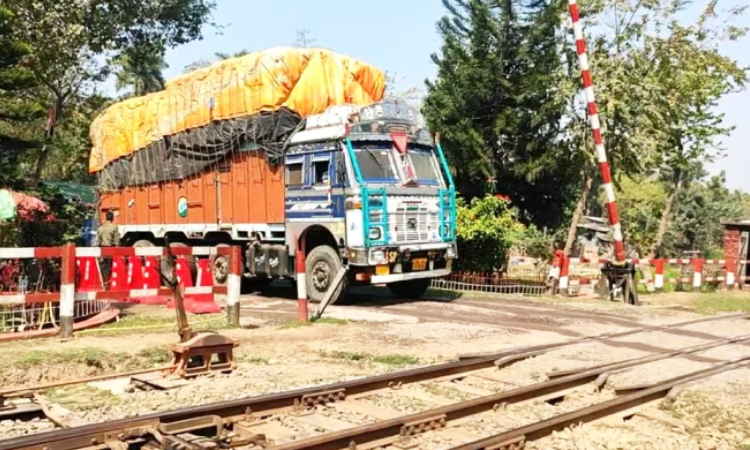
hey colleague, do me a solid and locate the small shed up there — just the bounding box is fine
[722,220,750,284]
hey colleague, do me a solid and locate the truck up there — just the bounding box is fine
[99,100,458,301]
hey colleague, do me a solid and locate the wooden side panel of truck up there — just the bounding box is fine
[99,151,285,227]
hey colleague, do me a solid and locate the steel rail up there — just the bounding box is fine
[449,356,750,450]
[0,366,177,398]
[0,313,746,450]
[457,313,750,360]
[266,334,750,450]
[0,351,546,450]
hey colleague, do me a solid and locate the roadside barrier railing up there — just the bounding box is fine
[0,244,242,338]
[431,271,548,296]
[548,254,747,297]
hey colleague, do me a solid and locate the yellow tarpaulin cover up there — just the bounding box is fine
[89,47,386,173]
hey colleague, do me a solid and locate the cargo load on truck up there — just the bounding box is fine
[90,47,386,189]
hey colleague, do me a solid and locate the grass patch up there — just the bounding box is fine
[372,354,419,366]
[320,350,419,367]
[4,345,177,372]
[309,316,348,325]
[281,316,347,328]
[245,356,270,364]
[324,351,369,361]
[280,319,313,329]
[693,294,750,314]
[10,348,121,369]
[80,313,230,336]
[135,347,172,365]
[45,385,122,410]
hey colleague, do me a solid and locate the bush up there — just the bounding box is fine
[516,225,554,262]
[455,195,525,272]
[0,186,90,248]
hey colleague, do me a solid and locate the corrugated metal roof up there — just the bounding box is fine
[40,182,98,204]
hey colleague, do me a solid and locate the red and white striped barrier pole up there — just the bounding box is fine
[226,246,242,326]
[559,256,571,296]
[295,236,309,323]
[726,259,737,290]
[568,0,626,263]
[60,243,76,339]
[653,259,665,292]
[692,258,703,291]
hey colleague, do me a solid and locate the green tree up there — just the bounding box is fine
[112,44,168,97]
[423,0,581,230]
[645,1,747,255]
[661,173,745,257]
[3,0,217,184]
[602,174,667,256]
[455,195,526,271]
[0,6,46,187]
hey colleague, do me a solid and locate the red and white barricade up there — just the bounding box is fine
[558,255,744,297]
[0,244,242,338]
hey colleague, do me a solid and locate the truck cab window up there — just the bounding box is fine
[286,162,303,187]
[313,160,330,185]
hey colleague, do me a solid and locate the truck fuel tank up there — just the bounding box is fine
[246,244,291,278]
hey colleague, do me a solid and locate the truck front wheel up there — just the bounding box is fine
[305,246,345,303]
[388,278,430,299]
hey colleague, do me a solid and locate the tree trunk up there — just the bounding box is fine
[30,97,63,186]
[30,145,49,186]
[650,185,679,258]
[563,174,594,256]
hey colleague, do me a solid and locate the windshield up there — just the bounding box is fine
[354,148,398,181]
[407,150,441,183]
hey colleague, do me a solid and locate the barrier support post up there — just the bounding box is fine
[692,258,704,292]
[59,243,76,339]
[654,259,665,292]
[226,246,242,326]
[726,259,737,291]
[296,236,309,323]
[559,256,570,297]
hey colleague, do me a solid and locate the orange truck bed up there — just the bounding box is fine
[99,151,285,228]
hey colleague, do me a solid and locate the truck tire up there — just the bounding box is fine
[209,243,230,286]
[162,242,195,283]
[305,245,345,303]
[388,278,430,299]
[132,239,154,248]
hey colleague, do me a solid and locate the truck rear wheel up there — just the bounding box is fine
[209,243,230,286]
[388,278,430,299]
[305,246,345,303]
[162,242,195,283]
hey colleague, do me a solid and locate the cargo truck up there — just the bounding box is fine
[100,100,457,301]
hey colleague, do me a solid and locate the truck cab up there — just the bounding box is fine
[279,101,458,301]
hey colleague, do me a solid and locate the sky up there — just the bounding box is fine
[158,0,750,192]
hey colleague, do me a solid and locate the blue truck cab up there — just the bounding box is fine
[280,100,458,301]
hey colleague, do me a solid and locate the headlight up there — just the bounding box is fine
[369,227,382,240]
[348,248,367,264]
[369,249,388,265]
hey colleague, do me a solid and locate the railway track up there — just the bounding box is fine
[1,313,748,450]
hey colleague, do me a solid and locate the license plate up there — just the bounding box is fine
[412,258,427,271]
[376,265,390,276]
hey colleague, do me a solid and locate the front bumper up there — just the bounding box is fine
[370,268,451,284]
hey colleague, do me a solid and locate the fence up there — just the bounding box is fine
[551,255,749,297]
[430,271,548,296]
[0,244,242,338]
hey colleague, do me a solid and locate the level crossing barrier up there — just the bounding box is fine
[547,255,746,297]
[0,244,242,338]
